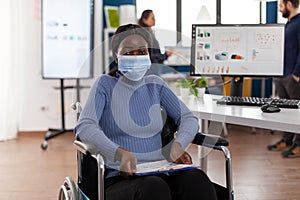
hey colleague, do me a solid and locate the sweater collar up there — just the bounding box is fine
[289,12,300,22]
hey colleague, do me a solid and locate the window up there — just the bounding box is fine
[137,0,265,47]
[136,0,177,47]
[221,0,260,24]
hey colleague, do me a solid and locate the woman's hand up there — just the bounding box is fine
[115,147,137,177]
[170,142,192,164]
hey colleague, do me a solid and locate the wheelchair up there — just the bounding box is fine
[58,106,234,200]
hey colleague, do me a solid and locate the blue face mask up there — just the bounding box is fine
[118,55,151,81]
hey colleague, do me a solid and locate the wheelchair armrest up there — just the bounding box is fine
[192,133,229,150]
[73,140,101,156]
[74,140,106,200]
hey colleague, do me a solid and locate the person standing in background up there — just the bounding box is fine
[267,0,300,157]
[138,9,173,64]
[138,9,173,75]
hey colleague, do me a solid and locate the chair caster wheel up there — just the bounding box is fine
[45,131,52,137]
[41,141,48,150]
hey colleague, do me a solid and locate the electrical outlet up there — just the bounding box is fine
[40,106,50,111]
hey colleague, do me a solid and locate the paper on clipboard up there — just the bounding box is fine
[135,160,200,176]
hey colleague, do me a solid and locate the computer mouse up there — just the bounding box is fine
[261,104,281,113]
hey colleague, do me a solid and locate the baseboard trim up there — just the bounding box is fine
[18,131,47,136]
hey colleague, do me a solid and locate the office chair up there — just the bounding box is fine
[58,105,234,200]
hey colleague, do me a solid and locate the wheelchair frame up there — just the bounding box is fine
[59,102,233,200]
[59,133,233,200]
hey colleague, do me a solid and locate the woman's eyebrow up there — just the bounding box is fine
[122,45,147,49]
[122,46,134,50]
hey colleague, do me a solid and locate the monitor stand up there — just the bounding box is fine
[230,77,244,96]
[229,77,257,133]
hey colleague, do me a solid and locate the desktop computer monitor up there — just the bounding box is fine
[190,24,285,77]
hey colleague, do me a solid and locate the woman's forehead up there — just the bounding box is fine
[119,35,148,48]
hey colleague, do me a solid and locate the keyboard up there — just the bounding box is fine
[216,96,300,109]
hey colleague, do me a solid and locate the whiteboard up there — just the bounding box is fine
[190,24,285,77]
[42,0,94,79]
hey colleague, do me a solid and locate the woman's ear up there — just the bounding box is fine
[142,18,147,25]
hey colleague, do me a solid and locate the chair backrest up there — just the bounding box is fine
[77,144,99,200]
[160,108,178,161]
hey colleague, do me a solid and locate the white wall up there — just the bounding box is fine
[18,0,102,131]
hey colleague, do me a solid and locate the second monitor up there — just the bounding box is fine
[190,24,285,77]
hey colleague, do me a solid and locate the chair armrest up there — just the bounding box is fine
[73,140,101,156]
[192,133,229,149]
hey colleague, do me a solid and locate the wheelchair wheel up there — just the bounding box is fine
[58,177,79,200]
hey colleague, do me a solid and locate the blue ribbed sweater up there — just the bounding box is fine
[75,74,199,177]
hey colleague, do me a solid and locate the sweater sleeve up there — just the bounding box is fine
[293,28,300,76]
[150,50,168,64]
[75,77,120,162]
[159,79,199,149]
[149,31,169,64]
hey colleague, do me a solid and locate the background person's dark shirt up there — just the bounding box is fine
[284,13,300,76]
[147,29,169,64]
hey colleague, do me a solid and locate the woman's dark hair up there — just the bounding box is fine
[109,23,153,76]
[138,9,153,27]
[111,23,152,61]
[283,0,299,8]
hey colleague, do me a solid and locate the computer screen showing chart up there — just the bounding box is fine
[190,24,285,77]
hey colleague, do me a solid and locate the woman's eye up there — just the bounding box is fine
[123,52,131,55]
[121,49,148,55]
[139,50,147,55]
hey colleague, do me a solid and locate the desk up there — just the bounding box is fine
[184,94,300,134]
[181,94,300,171]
